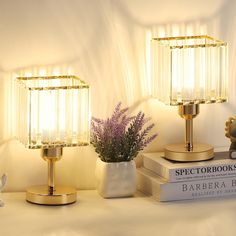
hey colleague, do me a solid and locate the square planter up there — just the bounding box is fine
[95,158,136,198]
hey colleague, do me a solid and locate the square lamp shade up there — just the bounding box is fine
[16,75,90,205]
[151,35,228,162]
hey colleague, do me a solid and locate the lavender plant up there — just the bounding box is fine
[91,103,157,162]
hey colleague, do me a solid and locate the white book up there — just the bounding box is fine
[143,149,236,183]
[137,167,236,201]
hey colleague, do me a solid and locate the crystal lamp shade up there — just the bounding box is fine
[16,75,90,149]
[151,35,228,105]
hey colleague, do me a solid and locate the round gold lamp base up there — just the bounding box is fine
[26,186,77,205]
[164,143,214,162]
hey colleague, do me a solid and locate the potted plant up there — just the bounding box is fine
[91,103,157,198]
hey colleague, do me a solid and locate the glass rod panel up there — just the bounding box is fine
[151,35,228,105]
[16,75,90,149]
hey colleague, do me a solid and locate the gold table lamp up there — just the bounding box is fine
[16,75,90,205]
[151,35,228,162]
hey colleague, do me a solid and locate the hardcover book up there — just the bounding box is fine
[142,149,235,183]
[137,167,236,201]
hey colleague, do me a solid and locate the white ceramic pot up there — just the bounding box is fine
[95,158,136,198]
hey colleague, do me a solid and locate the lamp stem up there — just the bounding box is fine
[185,118,193,151]
[178,104,199,152]
[48,159,55,194]
[41,147,63,194]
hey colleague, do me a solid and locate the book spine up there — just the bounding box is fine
[137,169,236,201]
[143,157,236,183]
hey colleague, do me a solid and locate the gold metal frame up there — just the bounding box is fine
[17,75,89,90]
[152,35,227,49]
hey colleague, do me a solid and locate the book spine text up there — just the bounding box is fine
[137,169,236,201]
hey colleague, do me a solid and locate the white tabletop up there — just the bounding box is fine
[0,190,235,236]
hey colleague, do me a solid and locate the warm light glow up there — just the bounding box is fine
[151,35,228,105]
[16,75,90,149]
[24,72,32,77]
[39,69,46,76]
[199,25,207,35]
[146,30,152,95]
[52,67,61,76]
[158,27,166,38]
[172,25,180,37]
[186,24,194,35]
[67,67,74,75]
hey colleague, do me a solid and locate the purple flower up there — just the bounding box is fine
[91,103,157,162]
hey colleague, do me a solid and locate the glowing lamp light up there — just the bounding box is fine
[151,35,228,162]
[16,75,90,205]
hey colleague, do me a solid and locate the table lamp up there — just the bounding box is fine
[151,35,228,162]
[16,75,90,205]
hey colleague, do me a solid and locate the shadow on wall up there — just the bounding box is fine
[219,0,236,108]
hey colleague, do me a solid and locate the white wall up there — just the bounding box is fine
[0,0,234,191]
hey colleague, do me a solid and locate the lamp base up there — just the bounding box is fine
[26,186,77,205]
[164,143,214,162]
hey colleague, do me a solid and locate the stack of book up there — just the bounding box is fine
[137,150,236,201]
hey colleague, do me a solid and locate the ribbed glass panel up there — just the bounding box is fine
[16,75,90,149]
[151,35,228,105]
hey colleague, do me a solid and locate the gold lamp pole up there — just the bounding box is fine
[16,75,90,205]
[44,148,60,195]
[151,35,228,162]
[164,104,214,161]
[180,104,199,152]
